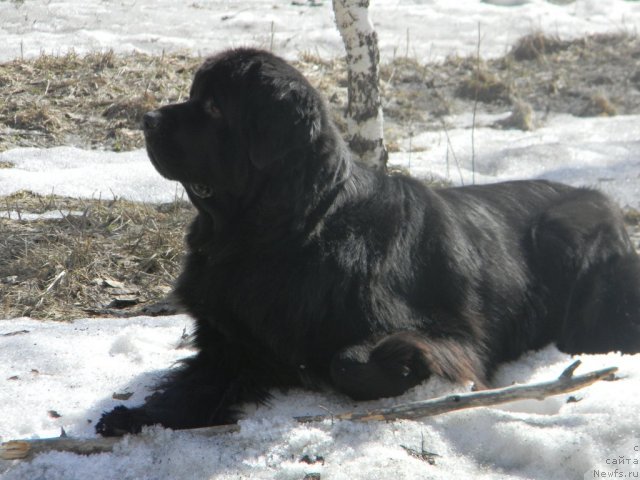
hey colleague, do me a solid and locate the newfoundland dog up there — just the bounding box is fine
[96,48,640,436]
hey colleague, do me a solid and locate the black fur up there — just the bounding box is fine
[96,48,640,436]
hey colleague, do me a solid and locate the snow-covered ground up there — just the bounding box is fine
[1,1,640,479]
[1,317,638,480]
[2,0,640,63]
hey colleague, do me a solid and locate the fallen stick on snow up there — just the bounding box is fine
[0,360,617,461]
[0,424,241,461]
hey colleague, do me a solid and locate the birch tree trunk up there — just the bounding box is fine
[333,0,388,170]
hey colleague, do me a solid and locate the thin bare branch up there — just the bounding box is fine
[0,360,617,461]
[295,360,616,423]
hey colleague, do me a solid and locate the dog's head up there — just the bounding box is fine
[142,49,328,210]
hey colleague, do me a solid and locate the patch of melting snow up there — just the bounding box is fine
[1,210,85,221]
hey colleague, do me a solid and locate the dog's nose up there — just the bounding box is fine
[142,111,162,131]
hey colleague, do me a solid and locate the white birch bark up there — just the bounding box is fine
[333,0,388,170]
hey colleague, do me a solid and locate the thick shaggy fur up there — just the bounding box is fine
[96,49,640,436]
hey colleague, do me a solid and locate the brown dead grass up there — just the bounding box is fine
[510,32,571,61]
[0,50,200,152]
[1,191,192,320]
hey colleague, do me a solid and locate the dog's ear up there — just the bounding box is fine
[244,69,322,170]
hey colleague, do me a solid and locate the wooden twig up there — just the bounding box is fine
[0,424,241,461]
[0,436,121,460]
[295,360,616,423]
[0,360,617,461]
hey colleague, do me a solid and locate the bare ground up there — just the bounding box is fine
[1,191,190,319]
[1,32,639,319]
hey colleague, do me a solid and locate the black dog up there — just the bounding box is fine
[96,48,640,436]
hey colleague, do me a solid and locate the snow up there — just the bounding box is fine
[0,147,184,204]
[2,0,640,63]
[1,1,640,479]
[1,319,638,479]
[394,113,640,209]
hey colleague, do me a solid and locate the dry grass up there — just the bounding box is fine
[0,50,200,152]
[510,32,571,61]
[1,191,192,320]
[625,209,640,226]
[456,67,512,104]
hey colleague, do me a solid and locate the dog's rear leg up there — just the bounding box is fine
[330,332,487,400]
[530,191,640,354]
[560,253,640,354]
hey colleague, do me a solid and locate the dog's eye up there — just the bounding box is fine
[190,183,214,199]
[205,99,221,118]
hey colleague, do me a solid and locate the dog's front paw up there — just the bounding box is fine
[95,405,153,437]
